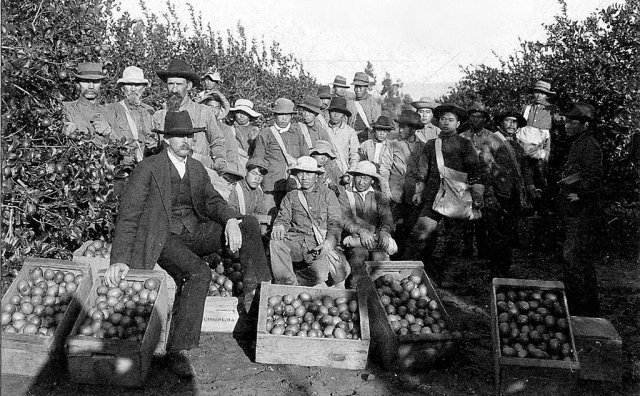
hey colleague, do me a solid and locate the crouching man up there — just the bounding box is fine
[105,111,271,378]
[339,161,397,288]
[270,156,350,288]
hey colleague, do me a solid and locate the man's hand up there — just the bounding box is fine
[272,224,286,241]
[359,230,376,251]
[379,231,391,251]
[411,192,423,206]
[213,158,228,172]
[225,218,243,253]
[105,263,130,288]
[91,113,111,136]
[310,240,334,260]
[567,193,579,202]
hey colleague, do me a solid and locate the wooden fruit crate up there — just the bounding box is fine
[66,269,168,387]
[201,296,239,333]
[363,261,461,370]
[571,316,622,382]
[1,258,93,376]
[490,278,580,396]
[256,282,370,370]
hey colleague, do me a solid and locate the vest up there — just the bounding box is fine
[169,162,198,235]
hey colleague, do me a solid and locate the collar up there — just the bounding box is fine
[373,139,387,145]
[355,186,374,199]
[179,96,194,111]
[274,123,291,133]
[76,96,98,107]
[329,119,346,129]
[166,148,187,164]
[534,98,550,106]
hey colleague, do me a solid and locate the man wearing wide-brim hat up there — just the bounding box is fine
[557,102,602,317]
[522,80,562,169]
[347,72,382,143]
[360,115,393,169]
[152,59,227,174]
[62,62,118,140]
[252,98,310,218]
[270,156,349,288]
[198,67,230,120]
[331,75,351,99]
[339,160,397,287]
[102,66,157,161]
[229,98,262,163]
[106,110,271,378]
[411,104,485,282]
[297,95,332,149]
[325,97,360,177]
[411,96,441,143]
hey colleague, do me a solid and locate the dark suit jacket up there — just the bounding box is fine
[111,148,241,269]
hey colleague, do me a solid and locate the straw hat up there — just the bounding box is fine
[348,161,380,180]
[289,156,324,173]
[530,80,556,95]
[411,97,438,110]
[229,99,261,118]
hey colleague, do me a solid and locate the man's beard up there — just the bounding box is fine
[166,92,183,112]
[126,91,142,106]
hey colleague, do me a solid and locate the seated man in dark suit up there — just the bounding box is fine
[105,111,271,378]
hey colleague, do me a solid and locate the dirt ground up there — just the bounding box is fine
[3,221,640,396]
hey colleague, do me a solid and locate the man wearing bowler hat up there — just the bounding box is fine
[198,67,230,120]
[63,62,118,139]
[326,97,360,176]
[153,59,227,174]
[557,103,602,317]
[412,96,441,144]
[297,95,332,150]
[252,98,309,217]
[339,161,397,288]
[105,110,271,378]
[270,156,349,288]
[102,66,157,161]
[317,85,333,126]
[347,72,382,143]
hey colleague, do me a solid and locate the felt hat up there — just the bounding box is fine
[310,140,337,159]
[116,66,149,85]
[297,95,323,114]
[411,97,438,110]
[348,160,380,180]
[156,59,200,87]
[351,72,370,86]
[495,109,527,128]
[289,156,324,174]
[317,85,332,99]
[563,103,595,122]
[467,101,490,119]
[332,75,349,88]
[434,103,467,121]
[152,111,205,137]
[246,157,269,174]
[530,80,556,95]
[327,97,352,117]
[395,110,423,129]
[271,98,296,114]
[372,115,394,130]
[202,67,222,82]
[229,99,261,118]
[73,62,105,80]
[220,168,245,182]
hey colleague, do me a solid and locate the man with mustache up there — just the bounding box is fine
[103,66,157,161]
[62,62,118,139]
[105,110,271,378]
[152,59,227,174]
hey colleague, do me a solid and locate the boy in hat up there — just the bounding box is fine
[339,161,397,288]
[347,72,382,143]
[310,140,343,195]
[201,92,240,173]
[198,67,230,120]
[326,97,360,176]
[153,59,227,173]
[317,85,333,124]
[360,115,393,169]
[63,62,118,139]
[229,98,262,164]
[270,156,349,288]
[252,98,309,218]
[412,104,484,282]
[557,103,602,317]
[228,158,271,235]
[297,95,332,149]
[106,110,271,378]
[412,97,441,143]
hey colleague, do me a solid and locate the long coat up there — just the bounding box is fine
[110,149,240,269]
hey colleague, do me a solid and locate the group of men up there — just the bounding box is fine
[65,60,602,377]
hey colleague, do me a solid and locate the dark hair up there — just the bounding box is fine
[246,164,268,175]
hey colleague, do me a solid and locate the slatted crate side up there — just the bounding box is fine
[1,259,93,376]
[256,282,371,370]
[490,278,580,370]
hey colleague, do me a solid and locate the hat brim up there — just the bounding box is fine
[469,110,491,119]
[412,101,437,109]
[202,73,222,82]
[496,113,527,128]
[297,103,322,114]
[348,170,380,180]
[318,94,333,99]
[73,73,105,80]
[351,81,369,86]
[229,106,261,118]
[152,127,206,137]
[328,108,352,118]
[331,83,349,88]
[394,118,423,130]
[220,170,245,180]
[434,105,467,121]
[372,124,394,131]
[289,166,324,174]
[531,87,556,95]
[272,110,296,115]
[157,70,201,88]
[310,149,337,159]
